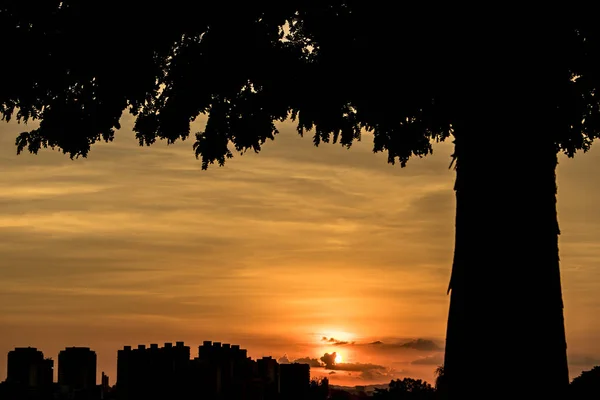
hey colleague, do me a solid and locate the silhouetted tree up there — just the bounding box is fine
[3,3,600,398]
[570,366,600,399]
[373,378,435,400]
[309,377,329,400]
[329,388,363,400]
[433,365,447,400]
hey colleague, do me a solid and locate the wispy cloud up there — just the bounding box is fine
[1,115,600,385]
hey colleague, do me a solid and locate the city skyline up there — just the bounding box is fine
[1,116,600,387]
[2,336,447,387]
[2,341,317,400]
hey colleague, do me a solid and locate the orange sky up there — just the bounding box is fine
[0,116,599,387]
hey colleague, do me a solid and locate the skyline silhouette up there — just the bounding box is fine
[2,341,320,399]
[1,335,449,387]
[2,339,599,399]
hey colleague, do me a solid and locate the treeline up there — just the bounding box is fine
[328,366,600,399]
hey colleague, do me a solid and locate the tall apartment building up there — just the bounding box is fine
[116,341,190,400]
[6,347,53,388]
[280,363,310,400]
[58,347,97,391]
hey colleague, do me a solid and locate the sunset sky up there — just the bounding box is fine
[1,115,599,387]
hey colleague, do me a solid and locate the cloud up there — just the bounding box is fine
[317,352,386,373]
[366,338,443,352]
[320,336,443,350]
[410,354,444,365]
[278,355,290,364]
[399,339,443,351]
[320,352,337,368]
[321,337,354,346]
[293,357,323,368]
[0,118,464,382]
[568,354,600,366]
[335,363,386,372]
[359,368,397,381]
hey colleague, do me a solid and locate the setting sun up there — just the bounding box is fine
[335,353,343,364]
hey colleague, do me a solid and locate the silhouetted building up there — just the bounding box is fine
[3,341,315,400]
[280,363,310,400]
[257,356,279,399]
[100,371,111,400]
[58,347,97,391]
[101,372,109,391]
[192,340,257,399]
[116,341,190,400]
[4,347,53,400]
[6,347,53,387]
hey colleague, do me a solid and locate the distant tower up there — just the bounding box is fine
[58,347,97,390]
[6,347,53,387]
[101,371,109,390]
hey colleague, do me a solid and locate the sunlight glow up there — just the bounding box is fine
[335,353,343,364]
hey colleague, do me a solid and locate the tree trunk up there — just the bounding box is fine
[443,127,569,398]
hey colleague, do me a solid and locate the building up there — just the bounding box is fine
[58,347,97,391]
[6,347,53,387]
[280,363,310,400]
[101,371,109,391]
[194,341,254,398]
[116,341,190,400]
[112,339,296,400]
[257,356,279,399]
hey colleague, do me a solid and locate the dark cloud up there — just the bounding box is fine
[291,351,388,378]
[317,351,386,373]
[568,354,600,366]
[335,363,386,372]
[365,338,443,352]
[359,368,396,381]
[278,355,290,364]
[293,357,323,368]
[398,339,443,351]
[321,337,354,346]
[320,352,337,369]
[410,354,444,365]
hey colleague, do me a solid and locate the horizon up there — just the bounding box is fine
[3,336,447,388]
[1,115,600,388]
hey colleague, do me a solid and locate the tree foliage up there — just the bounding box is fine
[373,378,435,400]
[3,3,600,168]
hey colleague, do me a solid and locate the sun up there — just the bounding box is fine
[335,353,343,364]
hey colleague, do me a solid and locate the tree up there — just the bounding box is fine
[374,378,435,400]
[3,3,600,398]
[309,377,329,400]
[434,365,446,399]
[570,366,600,399]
